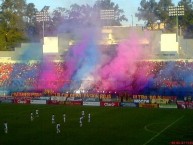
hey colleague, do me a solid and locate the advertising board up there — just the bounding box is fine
[159,104,177,109]
[83,102,100,106]
[134,99,150,103]
[0,97,13,104]
[120,102,138,107]
[39,96,51,100]
[47,100,60,105]
[177,101,193,109]
[83,98,100,102]
[100,102,119,107]
[151,99,169,104]
[14,98,30,104]
[139,103,158,108]
[30,100,47,105]
[65,101,82,106]
[51,96,66,101]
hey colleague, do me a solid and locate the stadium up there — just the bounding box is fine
[1,0,193,145]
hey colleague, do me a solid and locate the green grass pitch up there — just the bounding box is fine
[0,104,193,145]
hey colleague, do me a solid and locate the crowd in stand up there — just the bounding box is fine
[1,61,193,93]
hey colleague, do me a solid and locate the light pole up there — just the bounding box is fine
[168,5,184,42]
[131,15,133,27]
[36,9,50,43]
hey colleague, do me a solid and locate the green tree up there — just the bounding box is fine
[0,0,27,50]
[25,3,39,41]
[178,0,193,34]
[135,0,159,29]
[156,0,174,29]
[94,0,128,26]
[52,0,127,28]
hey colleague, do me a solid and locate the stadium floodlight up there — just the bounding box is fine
[100,9,115,26]
[36,9,50,43]
[168,5,184,42]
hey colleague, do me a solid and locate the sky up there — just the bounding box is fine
[27,0,180,26]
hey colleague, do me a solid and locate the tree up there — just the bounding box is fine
[178,0,193,37]
[0,0,27,50]
[50,0,128,31]
[25,3,39,41]
[93,0,128,26]
[135,0,159,29]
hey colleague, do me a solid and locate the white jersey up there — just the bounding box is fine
[4,122,8,133]
[79,117,83,127]
[81,111,85,116]
[52,114,55,124]
[63,114,66,122]
[31,113,34,121]
[56,123,60,129]
[56,123,61,133]
[80,116,83,124]
[36,110,39,117]
[88,113,91,122]
[4,122,8,129]
[52,115,55,120]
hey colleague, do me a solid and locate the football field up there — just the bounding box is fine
[0,104,193,145]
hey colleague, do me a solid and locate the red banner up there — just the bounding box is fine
[12,92,42,97]
[177,101,193,109]
[100,102,119,107]
[65,101,82,106]
[14,98,30,104]
[47,100,60,105]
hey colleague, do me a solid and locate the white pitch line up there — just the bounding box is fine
[143,115,184,145]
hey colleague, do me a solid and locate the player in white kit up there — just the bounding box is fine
[88,113,91,123]
[35,109,39,117]
[63,114,66,123]
[31,112,34,121]
[56,123,61,133]
[52,114,55,124]
[81,110,85,117]
[4,121,8,134]
[80,116,83,127]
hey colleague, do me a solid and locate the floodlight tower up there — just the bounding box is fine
[36,6,50,43]
[168,5,184,42]
[100,9,115,26]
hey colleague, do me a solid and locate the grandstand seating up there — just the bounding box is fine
[1,61,193,96]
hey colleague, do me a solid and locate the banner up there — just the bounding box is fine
[47,100,60,105]
[151,99,169,104]
[30,100,47,105]
[120,102,138,107]
[12,92,42,97]
[39,96,51,100]
[14,98,30,104]
[177,101,193,109]
[51,96,66,101]
[133,95,148,100]
[83,97,100,102]
[100,102,119,107]
[83,102,100,106]
[65,101,82,106]
[139,103,158,108]
[66,97,82,101]
[186,102,193,109]
[134,99,150,103]
[159,104,177,109]
[0,97,13,104]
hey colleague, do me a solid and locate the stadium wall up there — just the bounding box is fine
[1,92,191,109]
